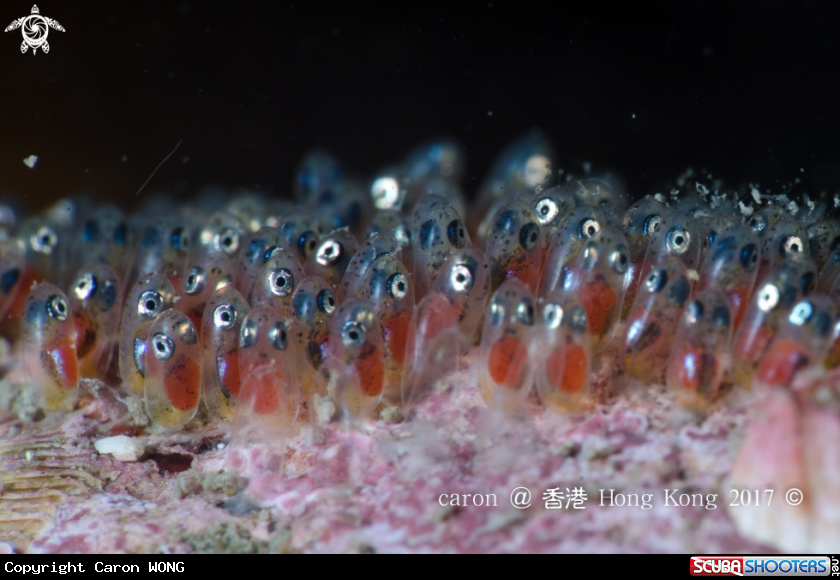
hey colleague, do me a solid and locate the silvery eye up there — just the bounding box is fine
[789,301,813,326]
[213,303,237,331]
[31,226,58,254]
[239,319,258,348]
[269,322,288,350]
[137,290,163,319]
[151,332,175,360]
[780,235,803,257]
[317,288,336,315]
[216,227,240,255]
[371,176,401,210]
[263,245,282,263]
[489,300,505,325]
[516,298,534,325]
[643,214,661,240]
[387,272,408,301]
[686,300,704,324]
[133,337,147,377]
[46,294,68,321]
[609,245,629,274]
[269,268,294,297]
[757,284,780,312]
[535,197,559,225]
[393,223,410,247]
[450,263,474,293]
[175,318,198,345]
[316,239,343,266]
[749,215,768,234]
[542,302,563,329]
[581,243,599,269]
[665,226,691,255]
[184,266,206,295]
[73,273,98,301]
[645,268,667,293]
[341,320,365,348]
[577,218,600,240]
[519,222,539,252]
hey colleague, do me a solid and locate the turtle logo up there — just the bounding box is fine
[5,5,65,55]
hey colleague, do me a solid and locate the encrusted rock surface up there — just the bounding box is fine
[0,351,789,554]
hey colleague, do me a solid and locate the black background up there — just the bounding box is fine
[1,0,838,213]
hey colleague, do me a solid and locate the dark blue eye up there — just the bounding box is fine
[519,222,539,251]
[246,239,267,264]
[712,305,731,327]
[263,245,281,263]
[141,226,162,248]
[113,223,127,246]
[298,231,318,259]
[171,227,187,252]
[669,278,690,307]
[800,272,815,296]
[739,243,758,270]
[815,311,833,337]
[82,220,100,243]
[418,220,441,250]
[317,189,337,205]
[447,219,467,247]
[494,210,519,237]
[0,269,20,294]
[707,228,718,248]
[100,283,117,311]
[712,236,737,262]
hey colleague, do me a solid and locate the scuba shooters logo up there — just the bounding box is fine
[5,5,65,54]
[690,556,832,576]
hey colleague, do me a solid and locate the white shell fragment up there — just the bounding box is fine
[94,435,147,462]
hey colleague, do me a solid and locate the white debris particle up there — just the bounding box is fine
[835,195,840,208]
[94,435,147,462]
[800,167,804,173]
[23,155,38,169]
[687,269,700,281]
[632,113,636,119]
[654,193,665,203]
[25,450,34,462]
[695,182,709,200]
[739,201,754,217]
[582,162,592,175]
[751,188,762,204]
[487,111,493,116]
[670,188,680,198]
[216,442,226,450]
[787,200,799,216]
